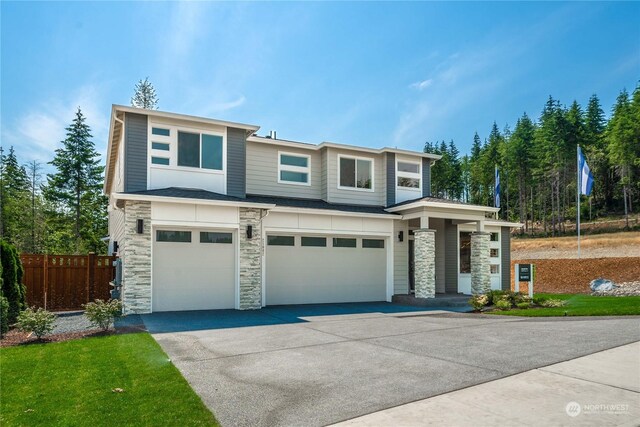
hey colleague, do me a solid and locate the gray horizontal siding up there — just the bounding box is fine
[422,158,431,197]
[444,219,458,293]
[246,141,322,199]
[386,153,395,206]
[501,227,511,291]
[124,112,148,192]
[227,127,246,198]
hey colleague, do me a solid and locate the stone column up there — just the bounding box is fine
[239,208,263,310]
[471,231,491,295]
[122,201,152,314]
[414,229,436,299]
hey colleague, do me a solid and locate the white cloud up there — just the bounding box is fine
[2,84,109,168]
[410,79,433,91]
[211,95,246,112]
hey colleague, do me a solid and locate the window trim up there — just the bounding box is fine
[148,121,226,176]
[337,154,375,192]
[277,151,311,186]
[396,158,422,192]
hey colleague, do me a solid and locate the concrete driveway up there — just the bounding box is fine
[144,303,640,427]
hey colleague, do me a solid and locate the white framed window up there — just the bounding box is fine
[396,159,421,191]
[278,152,310,185]
[338,154,374,191]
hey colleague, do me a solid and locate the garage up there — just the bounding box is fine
[265,234,387,305]
[152,228,236,312]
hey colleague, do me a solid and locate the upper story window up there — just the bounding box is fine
[278,152,310,185]
[396,160,421,190]
[177,131,223,170]
[338,155,373,191]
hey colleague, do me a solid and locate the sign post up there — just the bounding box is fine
[516,264,534,297]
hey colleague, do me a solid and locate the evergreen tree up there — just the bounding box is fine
[0,146,30,245]
[607,89,637,228]
[469,132,483,204]
[584,94,612,214]
[131,77,159,109]
[44,108,108,253]
[504,113,536,230]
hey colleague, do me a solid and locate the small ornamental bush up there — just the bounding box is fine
[0,295,9,337]
[516,302,531,309]
[469,294,489,311]
[486,290,504,306]
[495,300,511,311]
[17,307,57,339]
[542,299,567,308]
[84,299,122,331]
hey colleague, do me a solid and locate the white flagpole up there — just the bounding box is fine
[577,145,581,259]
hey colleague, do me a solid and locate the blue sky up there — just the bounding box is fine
[2,1,639,168]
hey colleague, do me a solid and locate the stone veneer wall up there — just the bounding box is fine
[122,201,152,314]
[470,231,491,295]
[414,229,436,299]
[239,207,263,309]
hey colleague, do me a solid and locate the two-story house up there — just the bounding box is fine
[105,105,520,314]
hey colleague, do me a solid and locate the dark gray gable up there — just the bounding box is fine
[124,112,148,192]
[386,152,395,207]
[422,157,431,197]
[501,227,511,291]
[227,127,246,198]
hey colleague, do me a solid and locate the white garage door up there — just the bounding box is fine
[266,234,387,305]
[152,229,235,312]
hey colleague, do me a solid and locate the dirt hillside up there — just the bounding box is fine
[512,231,640,260]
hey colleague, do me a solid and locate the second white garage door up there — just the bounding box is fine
[265,234,387,305]
[152,229,236,312]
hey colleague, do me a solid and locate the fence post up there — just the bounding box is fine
[43,254,48,310]
[88,252,96,303]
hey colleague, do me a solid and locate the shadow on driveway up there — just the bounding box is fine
[139,302,469,333]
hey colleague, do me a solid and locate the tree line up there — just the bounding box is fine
[0,78,159,255]
[427,84,640,235]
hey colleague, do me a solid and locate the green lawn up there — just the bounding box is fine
[489,293,640,317]
[0,333,218,426]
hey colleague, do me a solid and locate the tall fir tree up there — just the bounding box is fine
[131,77,159,109]
[0,146,30,246]
[44,108,108,253]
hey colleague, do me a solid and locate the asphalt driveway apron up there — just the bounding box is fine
[144,303,640,427]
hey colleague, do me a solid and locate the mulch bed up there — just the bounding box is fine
[0,324,147,348]
[511,257,640,294]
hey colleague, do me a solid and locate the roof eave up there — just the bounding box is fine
[113,192,276,209]
[385,200,500,214]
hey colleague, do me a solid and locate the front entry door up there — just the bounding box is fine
[408,239,415,293]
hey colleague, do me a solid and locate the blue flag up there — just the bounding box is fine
[578,147,594,196]
[494,166,500,208]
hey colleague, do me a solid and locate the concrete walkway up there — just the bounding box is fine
[334,341,640,427]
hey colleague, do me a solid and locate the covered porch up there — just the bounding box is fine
[387,198,520,299]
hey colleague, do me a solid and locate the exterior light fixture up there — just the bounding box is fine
[136,219,144,234]
[398,231,404,242]
[247,225,253,239]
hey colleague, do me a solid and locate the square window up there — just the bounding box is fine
[490,232,500,242]
[156,230,191,242]
[362,239,384,248]
[333,237,356,248]
[279,152,310,184]
[491,265,500,274]
[202,134,223,170]
[301,236,327,247]
[152,142,170,151]
[151,157,170,165]
[490,248,499,257]
[152,127,170,137]
[178,131,200,167]
[267,235,295,246]
[339,156,372,190]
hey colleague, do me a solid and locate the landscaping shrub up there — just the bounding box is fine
[0,239,26,323]
[495,300,511,311]
[0,295,9,337]
[487,290,504,306]
[17,307,57,339]
[532,295,548,306]
[516,302,531,309]
[83,299,122,331]
[542,299,567,308]
[469,294,489,311]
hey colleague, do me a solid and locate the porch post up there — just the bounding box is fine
[414,229,436,299]
[470,231,491,295]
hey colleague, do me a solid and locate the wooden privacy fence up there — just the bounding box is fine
[20,254,116,311]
